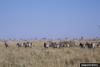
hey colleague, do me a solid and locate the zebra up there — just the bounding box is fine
[26,42,32,48]
[79,43,85,48]
[4,42,9,48]
[16,43,23,47]
[85,42,94,49]
[44,42,49,48]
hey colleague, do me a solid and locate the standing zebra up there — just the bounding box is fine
[4,42,9,48]
[44,42,49,48]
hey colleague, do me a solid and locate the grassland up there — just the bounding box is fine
[0,40,100,67]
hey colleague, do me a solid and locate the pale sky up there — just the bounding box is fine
[0,0,100,39]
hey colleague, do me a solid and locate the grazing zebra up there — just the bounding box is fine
[26,42,32,48]
[85,42,93,49]
[16,43,22,47]
[79,43,85,48]
[44,41,72,48]
[50,42,60,48]
[22,42,31,48]
[58,42,65,48]
[53,43,60,48]
[16,42,32,48]
[79,42,99,49]
[44,42,60,48]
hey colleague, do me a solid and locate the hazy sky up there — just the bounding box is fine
[0,0,100,39]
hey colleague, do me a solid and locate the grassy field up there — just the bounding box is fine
[0,40,100,67]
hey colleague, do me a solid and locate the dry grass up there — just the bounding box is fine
[0,40,100,67]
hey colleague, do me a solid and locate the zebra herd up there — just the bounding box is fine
[44,41,71,48]
[3,40,100,49]
[16,42,32,48]
[79,42,100,48]
[44,41,100,49]
[4,41,32,48]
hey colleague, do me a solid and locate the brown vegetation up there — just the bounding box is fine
[0,40,100,67]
